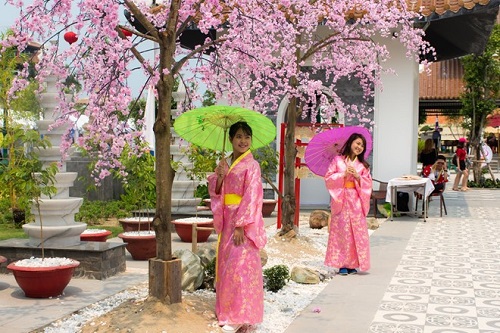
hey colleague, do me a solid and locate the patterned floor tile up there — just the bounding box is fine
[369,188,500,333]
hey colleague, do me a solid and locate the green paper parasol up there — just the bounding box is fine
[173,105,276,152]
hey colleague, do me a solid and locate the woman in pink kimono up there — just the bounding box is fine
[208,121,267,333]
[324,133,372,275]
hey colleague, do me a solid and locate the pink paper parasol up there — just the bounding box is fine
[304,126,373,177]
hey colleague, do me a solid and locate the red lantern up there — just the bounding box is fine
[121,28,133,37]
[64,31,78,45]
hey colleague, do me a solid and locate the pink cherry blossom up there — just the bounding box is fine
[5,0,430,267]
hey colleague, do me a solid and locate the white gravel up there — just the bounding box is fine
[120,230,156,236]
[11,257,78,267]
[173,217,214,223]
[81,229,109,234]
[41,215,380,333]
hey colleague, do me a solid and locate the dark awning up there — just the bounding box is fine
[419,99,500,116]
[417,0,500,62]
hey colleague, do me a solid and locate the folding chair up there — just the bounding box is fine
[415,185,447,217]
[371,179,388,218]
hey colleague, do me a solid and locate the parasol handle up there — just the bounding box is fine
[222,128,227,158]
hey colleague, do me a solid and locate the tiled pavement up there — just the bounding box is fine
[370,190,500,333]
[369,189,500,333]
[286,184,500,333]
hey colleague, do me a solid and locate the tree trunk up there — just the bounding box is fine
[149,0,182,304]
[280,98,298,235]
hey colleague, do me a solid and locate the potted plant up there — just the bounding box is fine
[171,216,214,242]
[114,145,157,260]
[3,132,80,298]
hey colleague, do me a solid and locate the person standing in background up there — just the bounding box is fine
[324,133,372,276]
[452,139,469,191]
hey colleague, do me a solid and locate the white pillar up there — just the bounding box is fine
[373,36,419,182]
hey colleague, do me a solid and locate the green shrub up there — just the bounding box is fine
[75,199,130,224]
[263,264,290,292]
[182,144,218,181]
[468,178,500,188]
[195,184,209,204]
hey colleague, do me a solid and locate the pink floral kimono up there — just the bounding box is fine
[324,155,372,271]
[208,150,267,326]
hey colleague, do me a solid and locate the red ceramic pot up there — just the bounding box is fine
[262,199,277,217]
[7,260,80,298]
[119,217,153,232]
[203,199,212,211]
[118,232,156,260]
[172,218,214,243]
[80,229,112,242]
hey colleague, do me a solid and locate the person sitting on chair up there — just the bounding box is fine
[421,154,448,193]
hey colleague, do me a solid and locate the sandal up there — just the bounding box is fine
[461,188,469,191]
[452,188,459,191]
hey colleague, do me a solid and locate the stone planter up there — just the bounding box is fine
[119,217,154,232]
[171,217,214,243]
[7,258,80,298]
[80,229,112,242]
[118,231,156,260]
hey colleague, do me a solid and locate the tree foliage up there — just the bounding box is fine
[0,30,41,126]
[460,24,500,181]
[460,24,500,143]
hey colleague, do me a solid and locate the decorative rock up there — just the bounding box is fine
[280,229,297,241]
[309,210,330,229]
[260,249,268,267]
[366,217,380,230]
[290,266,320,284]
[196,245,216,267]
[173,249,204,292]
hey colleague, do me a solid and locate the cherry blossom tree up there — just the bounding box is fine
[198,1,431,233]
[5,0,429,302]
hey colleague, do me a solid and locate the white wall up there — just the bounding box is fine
[299,178,330,208]
[373,36,419,182]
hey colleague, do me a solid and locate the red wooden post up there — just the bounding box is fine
[277,123,286,229]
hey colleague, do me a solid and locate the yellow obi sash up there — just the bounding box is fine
[344,181,356,188]
[224,193,242,205]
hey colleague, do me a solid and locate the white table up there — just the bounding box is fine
[385,177,435,222]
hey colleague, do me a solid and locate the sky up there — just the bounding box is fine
[0,1,153,99]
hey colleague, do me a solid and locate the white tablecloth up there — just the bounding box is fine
[385,177,435,203]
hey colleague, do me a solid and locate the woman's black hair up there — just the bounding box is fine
[229,121,252,139]
[457,141,464,148]
[341,133,370,168]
